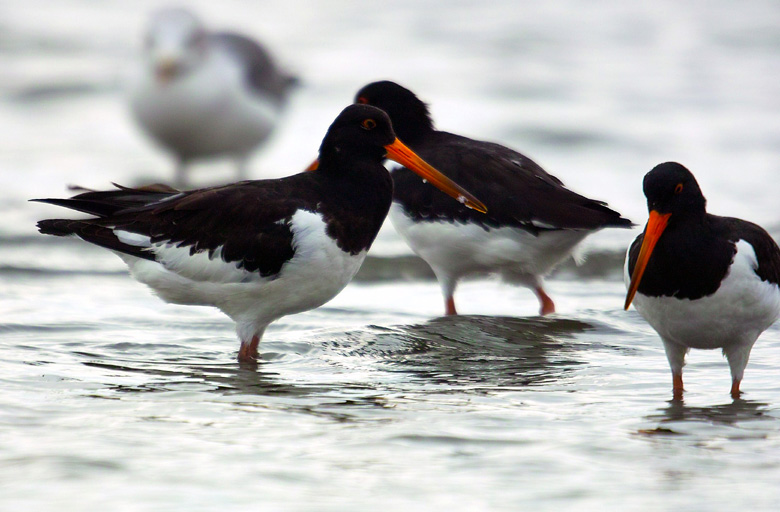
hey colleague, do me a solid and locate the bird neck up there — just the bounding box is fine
[667,209,708,233]
[317,144,387,173]
[378,102,434,146]
[393,116,434,146]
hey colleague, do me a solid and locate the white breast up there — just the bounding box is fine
[626,240,780,350]
[127,52,279,156]
[390,203,590,281]
[115,210,366,327]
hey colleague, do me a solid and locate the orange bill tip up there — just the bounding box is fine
[624,210,671,310]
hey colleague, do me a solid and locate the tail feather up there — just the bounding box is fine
[606,215,634,229]
[36,218,156,261]
[31,183,181,218]
[37,219,79,237]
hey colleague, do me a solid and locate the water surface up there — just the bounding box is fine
[1,1,780,510]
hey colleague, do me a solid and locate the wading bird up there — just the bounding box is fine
[624,162,780,399]
[34,105,485,362]
[355,80,632,316]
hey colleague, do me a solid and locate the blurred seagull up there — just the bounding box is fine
[128,8,298,186]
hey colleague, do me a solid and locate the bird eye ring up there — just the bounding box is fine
[674,183,683,194]
[361,118,377,130]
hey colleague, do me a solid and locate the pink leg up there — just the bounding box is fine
[672,372,684,401]
[730,379,742,399]
[445,295,458,316]
[237,335,260,363]
[534,287,555,315]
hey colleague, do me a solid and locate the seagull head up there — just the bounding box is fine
[144,8,209,84]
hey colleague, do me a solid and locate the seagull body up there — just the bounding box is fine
[35,105,485,362]
[624,162,780,399]
[128,8,297,185]
[355,80,632,316]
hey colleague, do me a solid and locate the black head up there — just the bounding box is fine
[318,104,397,165]
[643,162,706,218]
[355,81,434,144]
[314,104,488,214]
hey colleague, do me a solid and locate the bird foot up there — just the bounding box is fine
[730,379,742,400]
[237,335,260,363]
[672,373,684,401]
[535,287,555,315]
[445,296,458,316]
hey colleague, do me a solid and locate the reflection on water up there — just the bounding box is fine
[637,398,776,439]
[2,0,780,509]
[650,398,772,427]
[327,315,591,389]
[75,316,592,397]
[81,360,330,398]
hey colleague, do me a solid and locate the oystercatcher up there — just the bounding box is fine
[128,8,298,186]
[355,80,632,316]
[624,162,780,399]
[34,104,486,363]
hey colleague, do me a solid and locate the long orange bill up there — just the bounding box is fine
[384,138,487,214]
[304,140,487,214]
[624,210,671,310]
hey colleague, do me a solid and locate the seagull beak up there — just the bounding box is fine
[624,210,671,310]
[155,56,180,84]
[384,138,487,214]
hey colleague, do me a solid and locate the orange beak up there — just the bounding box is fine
[624,210,671,310]
[384,138,487,213]
[305,139,487,214]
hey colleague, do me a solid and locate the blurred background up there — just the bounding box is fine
[3,0,778,257]
[2,2,780,510]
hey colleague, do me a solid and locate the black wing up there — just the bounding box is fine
[35,178,317,278]
[393,131,632,232]
[715,216,780,286]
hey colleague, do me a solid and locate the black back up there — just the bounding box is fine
[35,105,396,278]
[628,162,780,299]
[355,80,632,233]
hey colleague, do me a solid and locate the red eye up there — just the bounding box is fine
[361,118,376,130]
[674,183,683,194]
[357,96,369,104]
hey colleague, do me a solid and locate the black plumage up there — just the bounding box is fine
[627,162,780,301]
[34,104,480,362]
[357,80,632,233]
[624,161,780,399]
[355,80,632,315]
[36,106,398,278]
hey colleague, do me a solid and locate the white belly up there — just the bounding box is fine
[390,203,590,284]
[117,210,366,327]
[626,240,780,350]
[127,54,279,158]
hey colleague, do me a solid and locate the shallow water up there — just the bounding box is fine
[2,1,780,510]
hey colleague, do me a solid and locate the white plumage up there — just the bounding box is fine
[127,8,296,185]
[626,240,780,383]
[116,210,366,343]
[390,203,590,308]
